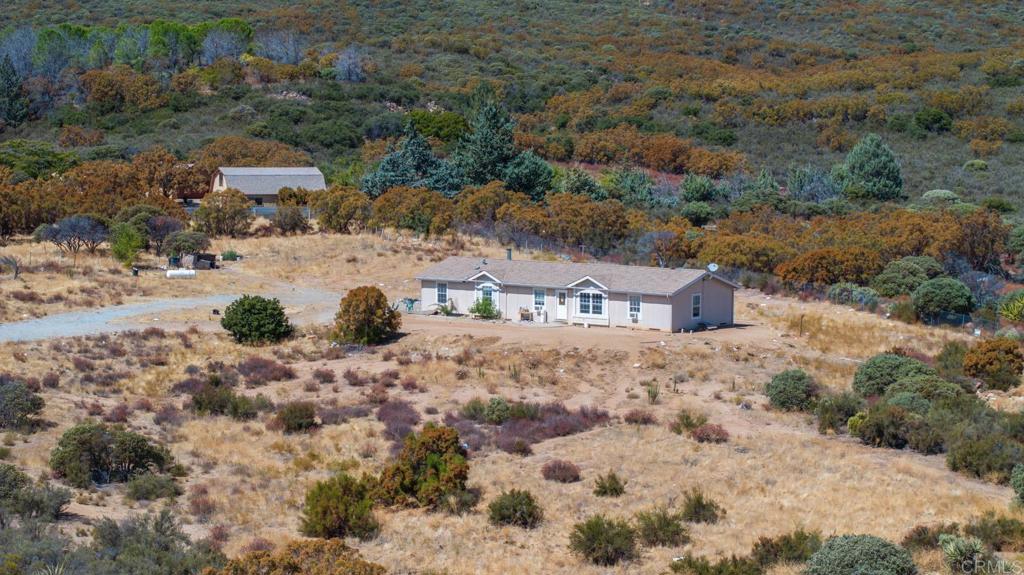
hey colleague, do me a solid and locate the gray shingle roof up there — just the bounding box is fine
[417,256,735,296]
[217,167,326,196]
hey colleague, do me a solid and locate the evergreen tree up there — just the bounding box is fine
[360,128,438,198]
[503,150,553,201]
[0,55,28,129]
[454,95,517,185]
[562,167,607,200]
[843,133,904,202]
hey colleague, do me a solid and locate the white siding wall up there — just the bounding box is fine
[670,277,735,331]
[420,276,734,332]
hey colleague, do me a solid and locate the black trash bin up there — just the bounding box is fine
[131,267,139,277]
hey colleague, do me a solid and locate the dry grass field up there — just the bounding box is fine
[0,233,1019,574]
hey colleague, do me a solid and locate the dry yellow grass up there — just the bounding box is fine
[0,233,1017,573]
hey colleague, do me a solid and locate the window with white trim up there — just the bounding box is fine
[481,285,494,303]
[629,295,641,318]
[577,291,604,315]
[436,282,447,305]
[691,293,702,318]
[533,288,545,309]
[578,292,591,314]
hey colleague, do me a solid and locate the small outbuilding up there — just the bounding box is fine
[417,254,737,332]
[209,167,326,205]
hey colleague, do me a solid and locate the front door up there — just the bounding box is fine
[556,290,567,321]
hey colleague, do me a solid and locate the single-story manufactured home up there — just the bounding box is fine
[210,167,326,205]
[417,255,737,332]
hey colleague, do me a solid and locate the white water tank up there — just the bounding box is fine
[166,269,197,279]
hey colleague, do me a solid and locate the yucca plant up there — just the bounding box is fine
[999,292,1024,322]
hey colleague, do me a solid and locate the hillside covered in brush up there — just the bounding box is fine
[0,0,1022,200]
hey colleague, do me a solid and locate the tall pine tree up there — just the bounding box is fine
[843,133,904,202]
[454,90,517,185]
[0,55,28,130]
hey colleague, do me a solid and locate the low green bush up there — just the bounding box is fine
[805,534,916,575]
[375,424,469,508]
[765,369,817,411]
[569,514,637,565]
[49,422,172,488]
[300,472,379,540]
[487,489,543,528]
[0,375,45,431]
[668,554,761,574]
[126,474,181,501]
[634,507,689,547]
[669,409,708,434]
[594,471,626,497]
[273,401,318,434]
[750,528,822,567]
[681,489,725,524]
[815,391,864,434]
[469,298,500,319]
[1012,464,1024,503]
[220,295,294,345]
[853,353,934,397]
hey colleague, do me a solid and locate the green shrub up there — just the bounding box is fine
[487,489,543,528]
[815,391,864,434]
[125,474,181,501]
[220,295,294,344]
[871,260,929,297]
[885,374,962,402]
[273,401,318,434]
[459,397,487,421]
[6,483,71,522]
[634,507,689,547]
[49,422,171,488]
[912,277,974,319]
[750,529,822,567]
[669,408,708,434]
[901,522,961,551]
[765,369,817,411]
[272,204,310,234]
[885,392,931,416]
[853,353,934,397]
[963,512,1024,551]
[375,424,469,507]
[1012,464,1024,503]
[109,222,145,267]
[484,397,511,424]
[828,282,880,310]
[0,375,44,431]
[221,250,240,261]
[888,300,918,324]
[569,515,637,565]
[189,382,261,421]
[300,472,379,540]
[805,534,916,575]
[936,341,968,380]
[163,230,211,257]
[593,471,626,497]
[469,297,500,319]
[0,463,29,501]
[855,404,915,449]
[946,432,1024,483]
[899,256,944,278]
[681,488,725,524]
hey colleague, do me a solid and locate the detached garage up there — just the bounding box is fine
[417,254,737,332]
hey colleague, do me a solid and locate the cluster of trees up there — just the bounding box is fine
[0,19,372,130]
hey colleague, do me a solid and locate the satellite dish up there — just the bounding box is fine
[707,263,719,273]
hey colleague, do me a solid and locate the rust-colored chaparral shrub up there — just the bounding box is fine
[203,539,385,575]
[964,338,1024,391]
[331,286,402,345]
[775,247,883,285]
